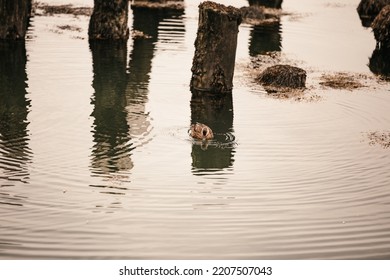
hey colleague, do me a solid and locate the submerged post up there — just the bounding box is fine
[0,0,31,39]
[190,1,242,93]
[88,0,129,40]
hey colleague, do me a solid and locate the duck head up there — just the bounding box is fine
[190,123,214,140]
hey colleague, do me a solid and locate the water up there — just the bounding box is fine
[1,0,390,259]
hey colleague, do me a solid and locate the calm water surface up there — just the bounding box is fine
[1,0,390,259]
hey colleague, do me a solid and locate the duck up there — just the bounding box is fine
[189,122,214,140]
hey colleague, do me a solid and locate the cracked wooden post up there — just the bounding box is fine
[88,0,129,40]
[190,1,242,93]
[0,0,32,39]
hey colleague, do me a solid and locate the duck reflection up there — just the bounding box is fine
[190,90,235,174]
[0,41,31,185]
[90,40,133,174]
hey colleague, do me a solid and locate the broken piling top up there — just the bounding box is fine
[190,1,242,94]
[88,0,130,40]
[198,1,242,18]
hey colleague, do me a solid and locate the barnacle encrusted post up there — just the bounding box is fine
[190,1,242,93]
[88,0,129,40]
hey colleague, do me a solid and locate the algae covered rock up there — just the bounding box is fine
[258,64,306,89]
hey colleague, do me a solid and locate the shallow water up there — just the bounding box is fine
[1,0,390,259]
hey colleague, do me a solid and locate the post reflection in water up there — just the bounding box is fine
[369,47,390,77]
[0,41,31,185]
[125,7,159,141]
[356,10,390,78]
[126,7,185,156]
[89,8,185,176]
[249,22,282,56]
[190,90,235,174]
[127,7,185,142]
[247,0,283,56]
[89,40,133,175]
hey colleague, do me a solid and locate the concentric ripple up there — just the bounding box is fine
[1,0,390,260]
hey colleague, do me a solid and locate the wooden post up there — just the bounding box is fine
[0,0,31,39]
[88,0,129,40]
[190,1,242,93]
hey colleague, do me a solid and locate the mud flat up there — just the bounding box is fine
[34,2,92,16]
[240,52,387,101]
[319,72,367,90]
[239,53,314,101]
[131,0,184,11]
[365,131,390,148]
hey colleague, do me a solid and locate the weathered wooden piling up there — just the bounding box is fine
[190,1,242,93]
[258,64,306,89]
[0,0,31,39]
[88,0,129,40]
[357,0,390,27]
[372,5,390,49]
